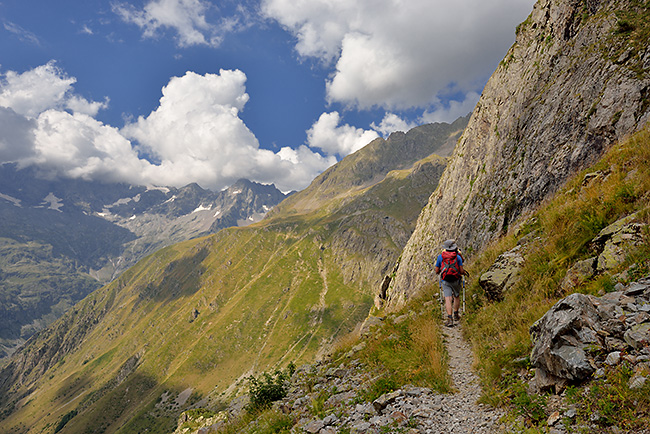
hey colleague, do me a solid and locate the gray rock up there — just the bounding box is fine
[623,376,644,402]
[564,408,577,419]
[478,245,525,301]
[354,403,375,416]
[351,421,371,432]
[530,293,599,383]
[304,419,324,433]
[592,216,647,272]
[561,257,596,292]
[322,414,339,426]
[372,390,401,413]
[359,316,384,336]
[605,351,621,366]
[625,283,650,297]
[624,323,650,350]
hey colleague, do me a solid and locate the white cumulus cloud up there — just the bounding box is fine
[122,69,334,191]
[307,111,379,157]
[371,113,418,138]
[0,63,334,192]
[262,0,534,110]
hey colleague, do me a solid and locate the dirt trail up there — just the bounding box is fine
[429,323,506,433]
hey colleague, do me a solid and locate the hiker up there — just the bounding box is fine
[435,239,464,327]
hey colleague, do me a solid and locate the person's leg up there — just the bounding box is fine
[445,296,453,316]
[452,280,461,320]
[442,280,454,326]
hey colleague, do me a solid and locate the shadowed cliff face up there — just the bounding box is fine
[388,0,650,310]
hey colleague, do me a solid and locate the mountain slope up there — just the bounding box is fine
[0,121,464,434]
[269,118,466,217]
[0,166,287,359]
[387,0,650,309]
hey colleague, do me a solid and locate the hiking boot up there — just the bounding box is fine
[445,316,454,327]
[453,311,461,321]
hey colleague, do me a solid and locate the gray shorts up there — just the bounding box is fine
[441,278,462,298]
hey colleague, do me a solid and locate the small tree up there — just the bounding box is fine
[247,363,295,412]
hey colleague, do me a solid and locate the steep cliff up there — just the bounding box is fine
[387,0,650,309]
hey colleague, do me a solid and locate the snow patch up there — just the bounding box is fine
[129,215,136,220]
[0,193,22,207]
[231,189,242,195]
[163,195,177,204]
[192,204,213,213]
[133,194,141,203]
[42,193,63,212]
[214,210,221,217]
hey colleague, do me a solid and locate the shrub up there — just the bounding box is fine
[247,363,296,413]
[54,410,78,433]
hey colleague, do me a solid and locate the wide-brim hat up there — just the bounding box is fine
[443,239,457,251]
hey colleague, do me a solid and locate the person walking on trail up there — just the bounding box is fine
[435,239,464,327]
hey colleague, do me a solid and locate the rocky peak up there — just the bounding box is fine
[387,0,650,310]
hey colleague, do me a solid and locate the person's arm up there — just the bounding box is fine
[434,254,441,274]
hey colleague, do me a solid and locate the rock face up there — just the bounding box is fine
[387,0,650,310]
[529,277,650,391]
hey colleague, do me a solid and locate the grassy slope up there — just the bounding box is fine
[462,126,650,430]
[0,127,457,434]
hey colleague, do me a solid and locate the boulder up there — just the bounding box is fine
[531,276,650,389]
[359,316,384,336]
[560,257,596,292]
[530,293,600,385]
[590,213,647,273]
[624,323,650,350]
[479,245,525,301]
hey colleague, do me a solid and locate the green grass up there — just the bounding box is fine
[462,126,650,428]
[355,285,452,394]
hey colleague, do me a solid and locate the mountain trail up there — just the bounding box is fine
[432,322,506,433]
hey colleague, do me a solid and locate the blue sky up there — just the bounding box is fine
[0,0,535,192]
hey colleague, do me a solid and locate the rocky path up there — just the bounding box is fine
[176,320,508,434]
[289,321,507,433]
[425,323,505,433]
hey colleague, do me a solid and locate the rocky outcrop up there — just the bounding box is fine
[387,0,650,310]
[479,244,526,301]
[590,211,647,272]
[529,277,650,392]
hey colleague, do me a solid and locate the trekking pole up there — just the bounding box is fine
[462,277,466,314]
[439,277,445,319]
